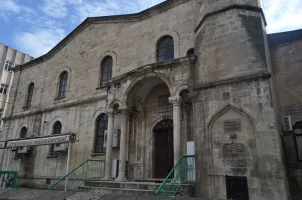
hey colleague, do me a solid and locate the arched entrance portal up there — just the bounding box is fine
[154,119,174,178]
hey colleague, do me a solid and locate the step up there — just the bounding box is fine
[84,181,161,190]
[79,186,156,196]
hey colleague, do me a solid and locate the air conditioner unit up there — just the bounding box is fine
[17,147,30,154]
[11,147,18,151]
[54,143,69,152]
[103,129,121,148]
[283,116,293,131]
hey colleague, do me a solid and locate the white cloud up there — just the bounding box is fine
[0,0,32,20]
[14,28,66,57]
[263,0,302,33]
[40,0,68,18]
[74,0,120,21]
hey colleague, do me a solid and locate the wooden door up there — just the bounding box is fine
[155,130,174,178]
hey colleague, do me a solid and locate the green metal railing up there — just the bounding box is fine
[155,155,197,196]
[50,159,105,191]
[0,171,18,188]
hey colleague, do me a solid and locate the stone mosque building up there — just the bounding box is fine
[0,0,302,199]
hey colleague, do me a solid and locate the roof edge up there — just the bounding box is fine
[14,0,190,71]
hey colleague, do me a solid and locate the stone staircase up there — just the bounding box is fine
[79,180,195,197]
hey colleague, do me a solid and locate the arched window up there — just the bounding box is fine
[20,127,27,138]
[157,36,174,62]
[100,56,113,86]
[95,114,108,153]
[15,127,27,157]
[187,48,195,56]
[58,71,68,98]
[53,121,62,135]
[26,83,34,107]
[50,121,62,155]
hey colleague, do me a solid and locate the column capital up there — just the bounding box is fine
[118,106,130,115]
[169,96,182,106]
[106,109,115,117]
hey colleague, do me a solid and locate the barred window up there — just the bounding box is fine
[50,121,62,155]
[26,83,34,107]
[100,57,113,86]
[15,127,27,157]
[95,114,108,153]
[58,71,68,98]
[4,61,13,71]
[157,36,174,62]
[0,84,9,94]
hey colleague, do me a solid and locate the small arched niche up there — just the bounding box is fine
[208,105,257,176]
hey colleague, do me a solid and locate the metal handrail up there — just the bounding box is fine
[50,159,105,190]
[155,155,197,196]
[0,171,18,188]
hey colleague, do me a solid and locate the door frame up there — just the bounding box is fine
[151,117,173,179]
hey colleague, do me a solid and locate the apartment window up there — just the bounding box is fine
[0,84,9,94]
[25,83,34,107]
[95,114,108,153]
[4,61,13,71]
[58,71,68,98]
[157,36,174,62]
[50,121,62,155]
[100,56,113,86]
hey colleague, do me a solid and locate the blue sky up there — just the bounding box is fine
[0,0,302,58]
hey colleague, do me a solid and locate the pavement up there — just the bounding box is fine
[0,188,221,200]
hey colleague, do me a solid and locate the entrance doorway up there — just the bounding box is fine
[154,119,174,178]
[226,176,249,200]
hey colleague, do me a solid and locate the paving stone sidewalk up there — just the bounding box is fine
[0,188,222,200]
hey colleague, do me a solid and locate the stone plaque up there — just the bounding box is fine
[224,120,241,132]
[224,143,246,171]
[149,106,173,115]
[288,104,302,116]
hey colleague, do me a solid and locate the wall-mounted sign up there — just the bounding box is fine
[0,141,6,149]
[6,134,71,148]
[224,120,242,132]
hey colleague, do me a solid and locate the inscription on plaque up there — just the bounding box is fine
[150,106,173,115]
[288,104,302,116]
[224,143,246,171]
[224,120,241,132]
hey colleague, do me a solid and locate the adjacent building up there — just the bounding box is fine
[1,0,302,199]
[0,44,33,129]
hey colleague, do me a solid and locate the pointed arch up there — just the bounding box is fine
[207,104,257,133]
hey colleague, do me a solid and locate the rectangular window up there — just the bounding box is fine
[0,84,9,95]
[4,61,13,71]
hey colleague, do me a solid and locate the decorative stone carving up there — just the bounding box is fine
[229,133,237,140]
[213,141,221,149]
[224,143,246,173]
[248,139,256,148]
[148,105,173,115]
[224,119,242,132]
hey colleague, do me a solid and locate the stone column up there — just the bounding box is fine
[169,96,182,165]
[104,109,115,180]
[115,107,129,182]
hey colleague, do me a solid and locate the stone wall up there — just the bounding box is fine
[269,30,302,200]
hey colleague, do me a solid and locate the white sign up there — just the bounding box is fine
[0,141,6,149]
[6,135,71,148]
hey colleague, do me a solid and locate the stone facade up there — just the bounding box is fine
[0,0,297,199]
[269,29,302,200]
